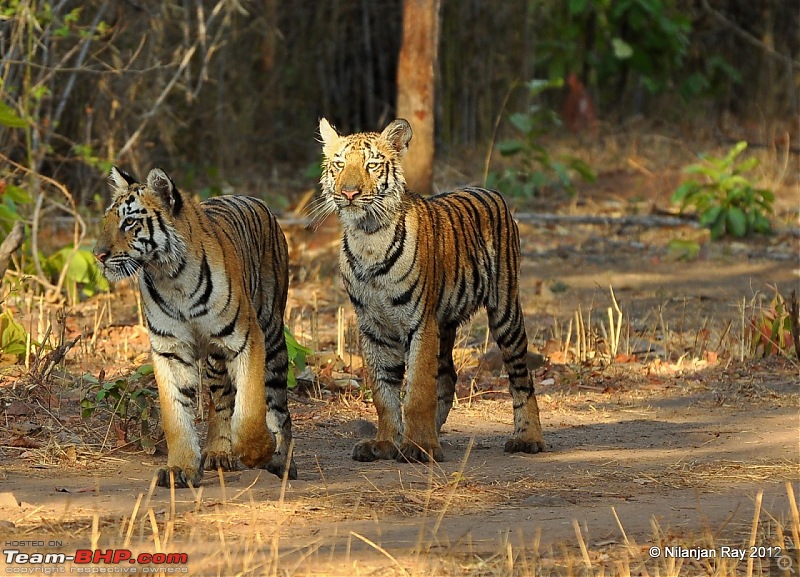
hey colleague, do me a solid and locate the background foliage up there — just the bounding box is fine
[0,0,797,204]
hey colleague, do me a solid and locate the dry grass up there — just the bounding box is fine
[1,480,797,576]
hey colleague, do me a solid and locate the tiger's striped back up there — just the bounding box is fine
[94,167,294,488]
[317,118,545,464]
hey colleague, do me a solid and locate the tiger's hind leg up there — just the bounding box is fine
[202,351,240,472]
[262,320,297,480]
[435,325,458,435]
[487,299,546,454]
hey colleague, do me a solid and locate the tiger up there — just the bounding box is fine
[93,167,295,488]
[314,117,546,463]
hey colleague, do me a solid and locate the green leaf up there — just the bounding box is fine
[563,156,596,182]
[0,311,27,356]
[509,112,534,135]
[4,184,32,205]
[568,0,589,15]
[552,161,571,187]
[725,141,748,162]
[735,156,759,173]
[726,206,748,237]
[699,205,722,227]
[709,217,726,240]
[135,363,154,377]
[525,78,563,96]
[0,101,27,128]
[752,214,772,234]
[497,139,525,156]
[671,182,699,205]
[612,37,634,59]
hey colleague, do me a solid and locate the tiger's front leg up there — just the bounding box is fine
[228,321,276,470]
[351,329,404,462]
[152,349,203,488]
[399,320,443,463]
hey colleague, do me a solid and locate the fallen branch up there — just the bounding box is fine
[0,220,25,280]
[511,212,699,228]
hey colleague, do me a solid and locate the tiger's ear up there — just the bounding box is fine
[146,168,183,214]
[109,166,137,194]
[319,118,343,158]
[381,119,413,160]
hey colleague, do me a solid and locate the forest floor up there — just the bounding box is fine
[1,129,799,576]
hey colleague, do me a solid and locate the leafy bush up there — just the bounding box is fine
[489,78,595,197]
[81,364,160,452]
[671,141,774,239]
[749,288,798,358]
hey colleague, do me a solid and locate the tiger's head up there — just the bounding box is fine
[316,118,413,233]
[93,167,188,281]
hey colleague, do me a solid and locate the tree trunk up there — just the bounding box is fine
[396,0,441,195]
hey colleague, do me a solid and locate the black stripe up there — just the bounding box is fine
[142,273,184,321]
[152,349,193,367]
[212,302,241,338]
[371,219,407,277]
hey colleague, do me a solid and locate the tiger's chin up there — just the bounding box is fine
[337,207,390,234]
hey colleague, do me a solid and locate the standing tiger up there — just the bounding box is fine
[316,118,546,463]
[93,167,295,488]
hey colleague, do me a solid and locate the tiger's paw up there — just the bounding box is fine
[156,466,202,489]
[202,451,242,472]
[351,440,399,462]
[397,442,444,464]
[503,437,546,454]
[234,430,275,469]
[264,453,298,480]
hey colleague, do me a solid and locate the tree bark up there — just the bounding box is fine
[396,0,441,195]
[0,221,25,280]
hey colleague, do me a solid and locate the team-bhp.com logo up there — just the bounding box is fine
[4,549,189,573]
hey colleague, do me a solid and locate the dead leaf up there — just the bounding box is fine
[4,401,33,416]
[10,436,41,448]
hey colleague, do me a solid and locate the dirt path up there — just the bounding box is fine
[2,357,797,575]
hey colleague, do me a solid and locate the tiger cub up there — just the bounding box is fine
[94,167,295,488]
[316,118,546,463]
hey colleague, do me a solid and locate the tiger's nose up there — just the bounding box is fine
[341,186,360,201]
[93,248,109,263]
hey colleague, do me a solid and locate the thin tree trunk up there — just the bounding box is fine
[396,0,441,195]
[0,221,25,280]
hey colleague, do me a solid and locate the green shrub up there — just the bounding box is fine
[489,78,595,197]
[672,141,774,239]
[81,364,160,452]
